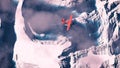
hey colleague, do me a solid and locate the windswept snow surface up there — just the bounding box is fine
[13,35,71,68]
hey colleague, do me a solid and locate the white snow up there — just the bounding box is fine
[72,50,115,68]
[13,37,71,68]
[75,12,88,26]
[13,0,71,68]
[44,0,74,7]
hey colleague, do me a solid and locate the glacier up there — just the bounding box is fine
[13,0,120,68]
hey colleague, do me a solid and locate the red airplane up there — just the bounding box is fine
[61,15,73,31]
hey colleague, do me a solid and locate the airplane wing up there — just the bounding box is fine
[66,15,72,31]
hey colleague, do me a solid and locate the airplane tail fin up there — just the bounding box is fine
[61,18,65,24]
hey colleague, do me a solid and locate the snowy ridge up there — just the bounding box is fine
[60,0,120,68]
[44,0,77,7]
[68,45,114,68]
[32,35,70,46]
[96,0,120,45]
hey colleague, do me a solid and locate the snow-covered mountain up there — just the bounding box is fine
[13,0,120,68]
[59,0,120,68]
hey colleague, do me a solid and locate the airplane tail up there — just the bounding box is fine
[61,18,65,24]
